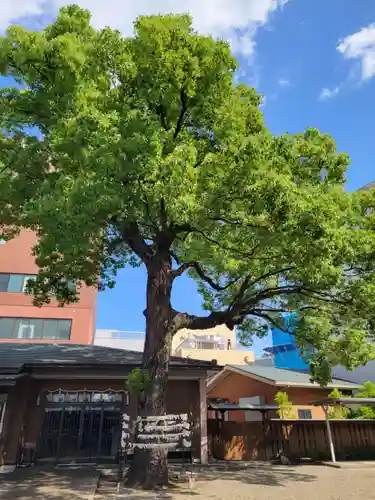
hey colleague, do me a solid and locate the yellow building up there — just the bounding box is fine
[171,324,254,366]
[95,325,254,366]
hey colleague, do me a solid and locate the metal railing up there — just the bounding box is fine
[95,330,145,340]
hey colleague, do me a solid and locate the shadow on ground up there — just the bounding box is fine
[115,463,318,500]
[0,466,98,500]
[0,463,318,499]
[170,462,317,488]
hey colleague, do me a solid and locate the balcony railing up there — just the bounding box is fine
[95,330,145,340]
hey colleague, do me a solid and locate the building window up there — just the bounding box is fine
[0,274,76,294]
[0,317,72,340]
[66,279,77,293]
[22,275,36,292]
[15,318,43,339]
[0,274,10,292]
[0,273,37,293]
[298,409,312,419]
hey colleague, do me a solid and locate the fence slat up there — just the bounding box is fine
[207,419,375,461]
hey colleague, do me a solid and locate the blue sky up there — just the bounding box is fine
[2,0,375,356]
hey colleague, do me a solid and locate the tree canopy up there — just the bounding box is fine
[350,381,375,419]
[1,6,375,383]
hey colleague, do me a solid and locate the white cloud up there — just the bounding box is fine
[227,29,256,57]
[259,94,267,107]
[1,0,289,57]
[319,86,340,100]
[338,24,375,81]
[278,78,291,87]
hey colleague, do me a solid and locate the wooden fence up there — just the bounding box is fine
[208,419,375,461]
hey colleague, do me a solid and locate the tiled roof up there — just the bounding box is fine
[208,402,278,412]
[226,365,360,389]
[359,180,375,191]
[0,343,218,371]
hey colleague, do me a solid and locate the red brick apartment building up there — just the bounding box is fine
[0,231,97,343]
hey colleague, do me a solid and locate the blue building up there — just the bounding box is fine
[263,313,310,371]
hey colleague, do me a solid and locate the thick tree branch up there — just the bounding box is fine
[171,276,254,333]
[171,262,195,279]
[210,215,269,231]
[250,311,289,332]
[171,282,307,336]
[160,198,168,231]
[106,235,125,254]
[172,310,230,333]
[170,223,276,261]
[300,305,328,312]
[241,285,303,309]
[228,274,252,311]
[194,157,205,169]
[170,270,349,345]
[174,87,188,139]
[169,250,181,265]
[0,165,11,176]
[191,227,260,259]
[170,223,193,234]
[156,104,169,131]
[171,278,343,338]
[249,266,295,288]
[121,222,154,263]
[171,260,240,291]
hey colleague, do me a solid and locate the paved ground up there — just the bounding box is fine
[2,463,375,499]
[118,463,375,500]
[0,465,99,500]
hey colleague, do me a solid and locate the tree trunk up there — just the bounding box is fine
[125,255,173,489]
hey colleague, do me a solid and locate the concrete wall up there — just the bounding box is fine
[175,348,254,365]
[0,231,97,344]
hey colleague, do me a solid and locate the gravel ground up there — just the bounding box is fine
[0,466,99,500]
[2,462,375,500]
[182,464,375,500]
[119,463,375,500]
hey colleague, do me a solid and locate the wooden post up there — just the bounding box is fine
[199,377,208,464]
[261,411,268,461]
[323,405,336,463]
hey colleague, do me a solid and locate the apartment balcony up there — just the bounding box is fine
[94,329,255,366]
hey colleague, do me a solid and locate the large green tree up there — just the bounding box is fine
[1,5,375,487]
